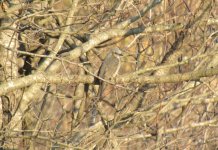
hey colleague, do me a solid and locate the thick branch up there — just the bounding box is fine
[1,67,218,96]
[117,67,218,84]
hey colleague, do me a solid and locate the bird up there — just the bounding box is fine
[97,47,122,98]
[90,47,122,126]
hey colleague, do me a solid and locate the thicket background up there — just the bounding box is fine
[0,0,217,149]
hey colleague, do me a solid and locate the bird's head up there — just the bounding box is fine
[112,47,122,57]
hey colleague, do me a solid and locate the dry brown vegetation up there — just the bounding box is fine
[0,0,217,149]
